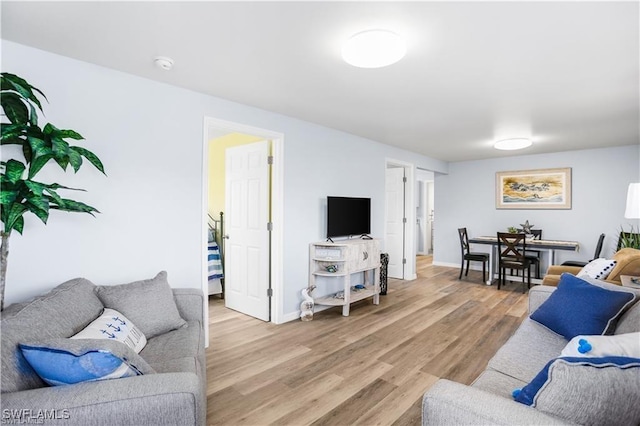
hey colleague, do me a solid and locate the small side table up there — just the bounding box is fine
[620,275,640,289]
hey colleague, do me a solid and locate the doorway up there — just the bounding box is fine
[384,159,416,281]
[202,117,284,338]
[416,169,435,256]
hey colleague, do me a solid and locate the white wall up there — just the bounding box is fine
[1,41,448,319]
[434,145,640,271]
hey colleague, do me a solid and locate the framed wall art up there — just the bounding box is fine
[496,168,572,209]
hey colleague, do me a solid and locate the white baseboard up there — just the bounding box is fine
[281,311,300,323]
[432,260,484,272]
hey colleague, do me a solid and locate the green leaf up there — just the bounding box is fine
[54,156,70,171]
[24,180,45,195]
[67,148,83,172]
[25,195,49,224]
[5,203,28,233]
[43,123,57,135]
[46,182,85,191]
[28,154,53,179]
[71,146,106,174]
[51,198,100,216]
[12,216,24,234]
[44,187,63,205]
[51,137,69,158]
[1,135,24,146]
[1,92,28,124]
[1,123,27,143]
[4,160,25,183]
[28,102,39,126]
[0,189,18,205]
[22,143,32,163]
[1,72,46,110]
[27,135,51,157]
[59,129,84,140]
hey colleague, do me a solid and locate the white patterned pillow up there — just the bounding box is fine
[560,333,640,358]
[577,258,617,280]
[72,308,147,353]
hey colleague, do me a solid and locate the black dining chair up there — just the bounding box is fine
[518,228,543,278]
[497,232,533,293]
[458,228,489,282]
[562,233,605,267]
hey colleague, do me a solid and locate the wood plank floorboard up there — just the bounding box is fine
[206,256,528,425]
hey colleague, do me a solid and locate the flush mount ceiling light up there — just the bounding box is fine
[154,56,174,71]
[342,29,407,68]
[494,138,533,151]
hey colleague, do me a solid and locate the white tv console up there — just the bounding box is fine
[309,238,380,316]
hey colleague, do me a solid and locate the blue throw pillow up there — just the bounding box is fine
[530,274,636,339]
[19,338,153,386]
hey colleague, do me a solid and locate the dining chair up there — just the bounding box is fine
[518,228,542,278]
[497,232,533,293]
[562,233,605,267]
[457,228,489,282]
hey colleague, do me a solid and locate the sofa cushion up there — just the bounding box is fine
[471,369,528,399]
[71,308,147,353]
[1,278,104,393]
[514,357,640,425]
[140,320,202,365]
[151,357,199,375]
[96,271,187,339]
[487,319,568,383]
[560,333,640,358]
[530,274,636,339]
[576,258,616,280]
[19,338,155,386]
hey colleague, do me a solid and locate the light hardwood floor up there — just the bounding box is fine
[206,256,529,425]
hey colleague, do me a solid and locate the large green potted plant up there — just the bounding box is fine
[0,73,105,310]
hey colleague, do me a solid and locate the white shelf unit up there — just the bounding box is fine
[309,239,380,316]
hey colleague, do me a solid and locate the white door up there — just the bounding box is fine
[385,167,405,279]
[224,140,270,321]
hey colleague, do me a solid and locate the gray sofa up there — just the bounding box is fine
[1,276,206,426]
[422,281,640,425]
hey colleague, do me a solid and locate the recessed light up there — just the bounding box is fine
[154,56,174,71]
[494,138,532,150]
[342,29,406,68]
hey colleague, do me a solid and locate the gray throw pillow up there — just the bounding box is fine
[96,271,187,338]
[518,357,640,425]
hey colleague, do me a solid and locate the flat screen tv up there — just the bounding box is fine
[327,196,371,239]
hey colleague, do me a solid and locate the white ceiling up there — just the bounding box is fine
[2,1,638,162]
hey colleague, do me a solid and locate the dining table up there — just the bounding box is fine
[468,235,580,285]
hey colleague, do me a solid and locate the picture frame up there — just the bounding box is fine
[496,167,572,209]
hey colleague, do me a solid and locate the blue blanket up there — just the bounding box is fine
[208,242,224,281]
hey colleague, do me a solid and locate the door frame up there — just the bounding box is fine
[384,159,417,281]
[202,117,284,342]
